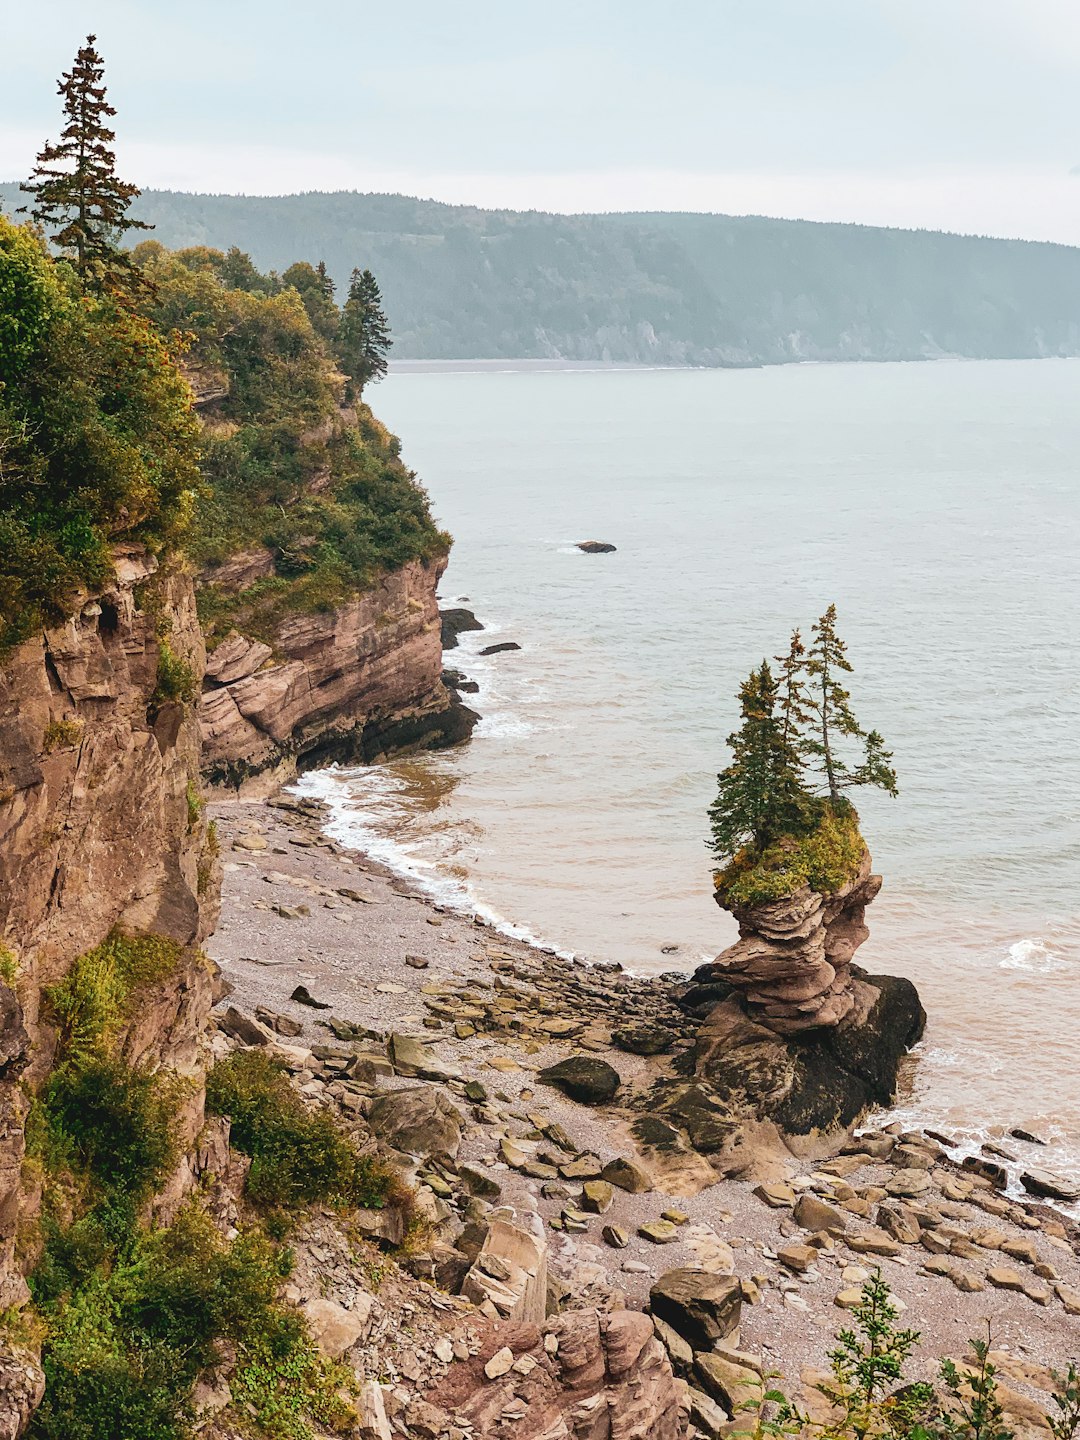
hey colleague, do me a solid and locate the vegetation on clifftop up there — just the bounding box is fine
[710,607,896,906]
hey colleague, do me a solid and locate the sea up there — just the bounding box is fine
[298,358,1080,1196]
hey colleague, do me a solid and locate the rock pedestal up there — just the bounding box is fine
[705,843,881,1034]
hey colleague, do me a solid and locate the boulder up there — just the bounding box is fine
[793,1193,847,1234]
[440,607,483,650]
[649,1269,742,1351]
[695,1350,761,1411]
[461,1213,548,1324]
[601,1155,653,1193]
[302,1295,371,1360]
[538,1055,621,1105]
[479,641,521,656]
[367,1086,464,1159]
[577,540,617,553]
[1020,1168,1080,1203]
[612,1024,676,1056]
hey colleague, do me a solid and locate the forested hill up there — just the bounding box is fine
[4,182,1080,365]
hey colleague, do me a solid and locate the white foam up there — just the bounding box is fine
[1001,937,1069,972]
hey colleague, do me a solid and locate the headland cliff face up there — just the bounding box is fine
[198,553,472,790]
[0,549,223,1429]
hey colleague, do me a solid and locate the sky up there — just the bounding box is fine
[4,1,1080,243]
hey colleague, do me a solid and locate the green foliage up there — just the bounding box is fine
[818,1269,923,1440]
[718,799,865,908]
[34,1059,182,1207]
[0,946,17,984]
[18,35,150,295]
[45,932,182,1064]
[710,607,895,904]
[30,1205,350,1440]
[185,779,202,829]
[205,1050,394,1213]
[42,720,84,753]
[151,641,197,708]
[337,267,391,398]
[0,216,200,653]
[130,242,444,642]
[935,1341,1013,1440]
[1048,1364,1080,1440]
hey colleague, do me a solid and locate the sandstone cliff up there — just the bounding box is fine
[0,547,222,1428]
[198,554,474,789]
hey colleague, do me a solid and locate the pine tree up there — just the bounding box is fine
[805,604,898,802]
[338,267,392,398]
[20,36,150,294]
[774,627,812,764]
[708,661,806,862]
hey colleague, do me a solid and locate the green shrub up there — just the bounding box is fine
[185,779,203,829]
[0,946,17,984]
[717,800,864,908]
[206,1050,394,1212]
[151,641,197,708]
[30,1206,349,1440]
[42,720,84,753]
[34,1058,181,1206]
[46,932,183,1063]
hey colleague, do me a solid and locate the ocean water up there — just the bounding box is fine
[303,359,1080,1189]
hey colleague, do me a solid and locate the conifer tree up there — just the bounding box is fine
[338,267,392,398]
[20,35,150,294]
[775,627,812,761]
[708,661,806,862]
[805,604,898,801]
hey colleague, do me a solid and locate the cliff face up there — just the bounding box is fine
[0,547,221,1379]
[198,554,474,788]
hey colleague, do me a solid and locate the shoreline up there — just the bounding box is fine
[206,787,1080,1402]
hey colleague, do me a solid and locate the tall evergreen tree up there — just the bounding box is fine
[805,604,898,801]
[775,627,813,761]
[20,36,150,294]
[708,661,806,863]
[337,267,392,398]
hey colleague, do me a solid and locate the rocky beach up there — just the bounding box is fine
[202,789,1080,1437]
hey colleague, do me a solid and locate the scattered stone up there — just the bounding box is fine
[877,1204,922,1245]
[255,1006,302,1037]
[367,1087,464,1159]
[650,1270,742,1350]
[885,1170,932,1198]
[581,1181,614,1214]
[484,1347,514,1380]
[405,954,430,969]
[753,1181,796,1209]
[777,1243,817,1273]
[987,1267,1025,1293]
[291,985,331,1010]
[695,1351,761,1411]
[538,1055,621,1105]
[639,1220,679,1245]
[302,1296,369,1360]
[793,1194,847,1234]
[601,1156,653,1193]
[602,1225,630,1250]
[1020,1168,1080,1203]
[846,1229,902,1258]
[612,1025,675,1056]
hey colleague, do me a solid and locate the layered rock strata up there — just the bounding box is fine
[199,555,476,788]
[707,843,881,1034]
[0,547,222,1425]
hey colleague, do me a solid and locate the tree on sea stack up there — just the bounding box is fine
[708,606,896,904]
[338,267,392,398]
[707,661,807,862]
[805,604,898,802]
[20,35,150,295]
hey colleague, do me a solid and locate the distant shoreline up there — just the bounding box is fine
[387,358,679,374]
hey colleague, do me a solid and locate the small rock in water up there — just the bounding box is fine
[479,641,521,656]
[577,540,617,553]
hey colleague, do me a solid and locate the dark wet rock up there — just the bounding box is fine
[649,1269,741,1351]
[1011,1128,1047,1146]
[962,1155,1008,1189]
[538,1056,621,1105]
[1020,1168,1079,1203]
[440,607,483,650]
[478,641,521,656]
[577,540,617,553]
[678,980,737,1018]
[694,969,925,1136]
[291,984,331,1010]
[612,1024,676,1056]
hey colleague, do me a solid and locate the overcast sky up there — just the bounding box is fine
[4,1,1080,242]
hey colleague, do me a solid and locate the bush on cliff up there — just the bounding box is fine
[716,799,865,909]
[206,1049,396,1213]
[0,215,201,653]
[131,242,449,646]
